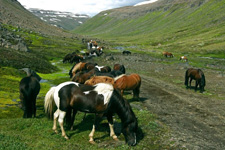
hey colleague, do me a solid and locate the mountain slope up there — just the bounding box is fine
[0,0,71,36]
[74,0,225,56]
[29,8,90,30]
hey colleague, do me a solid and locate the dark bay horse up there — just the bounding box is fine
[113,64,126,74]
[114,74,141,100]
[19,68,41,118]
[185,68,206,93]
[44,82,138,146]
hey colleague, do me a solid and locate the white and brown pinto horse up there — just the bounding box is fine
[44,81,138,146]
[180,56,188,62]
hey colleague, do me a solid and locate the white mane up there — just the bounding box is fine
[114,74,126,81]
[93,83,114,105]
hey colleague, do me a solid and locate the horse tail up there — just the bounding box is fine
[184,69,189,86]
[44,86,56,119]
[201,72,206,87]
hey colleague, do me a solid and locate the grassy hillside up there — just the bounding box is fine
[74,0,225,59]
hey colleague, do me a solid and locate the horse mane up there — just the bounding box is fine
[110,89,137,127]
[114,74,126,81]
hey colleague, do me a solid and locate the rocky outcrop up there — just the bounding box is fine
[0,23,29,52]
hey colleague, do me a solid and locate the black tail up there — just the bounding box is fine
[184,70,189,86]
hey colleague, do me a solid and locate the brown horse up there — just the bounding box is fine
[113,64,126,74]
[71,69,95,84]
[114,74,141,100]
[180,56,188,62]
[95,65,111,73]
[85,76,115,86]
[185,68,206,93]
[69,62,97,78]
[163,51,173,58]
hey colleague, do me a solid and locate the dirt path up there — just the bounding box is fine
[140,74,225,150]
[101,53,225,149]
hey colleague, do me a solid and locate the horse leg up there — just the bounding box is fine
[53,109,60,133]
[70,109,77,131]
[189,79,192,88]
[32,97,37,117]
[133,87,140,100]
[58,110,68,139]
[107,114,118,141]
[195,81,198,92]
[89,113,103,144]
[121,90,124,96]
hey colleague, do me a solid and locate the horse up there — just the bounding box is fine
[114,74,141,100]
[71,69,96,84]
[44,82,138,146]
[69,62,97,78]
[63,53,73,63]
[185,68,206,93]
[180,56,188,62]
[162,51,173,58]
[113,64,126,74]
[95,65,111,73]
[19,68,41,118]
[85,76,115,86]
[123,50,131,55]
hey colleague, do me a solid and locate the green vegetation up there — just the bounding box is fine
[74,0,225,61]
[0,24,177,149]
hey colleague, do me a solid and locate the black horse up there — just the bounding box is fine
[19,68,41,118]
[185,68,206,93]
[44,82,138,146]
[122,50,131,55]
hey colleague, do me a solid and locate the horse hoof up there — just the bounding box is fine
[54,130,58,134]
[64,136,69,140]
[89,141,96,144]
[113,137,119,141]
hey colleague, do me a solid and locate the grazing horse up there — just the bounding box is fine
[85,76,115,86]
[163,51,173,58]
[19,68,41,118]
[123,50,131,55]
[114,74,141,100]
[69,62,97,78]
[185,68,206,93]
[44,82,138,146]
[180,56,188,62]
[95,65,111,73]
[71,69,96,84]
[113,64,126,74]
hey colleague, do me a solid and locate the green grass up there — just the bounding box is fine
[74,0,225,62]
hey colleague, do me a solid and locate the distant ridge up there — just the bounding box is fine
[29,8,90,30]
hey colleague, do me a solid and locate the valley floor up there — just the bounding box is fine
[97,53,225,150]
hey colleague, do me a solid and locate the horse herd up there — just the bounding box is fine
[18,54,206,146]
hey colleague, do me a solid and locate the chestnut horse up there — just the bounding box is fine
[85,76,115,86]
[114,74,141,100]
[185,68,206,93]
[69,62,97,78]
[44,82,138,146]
[162,51,173,58]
